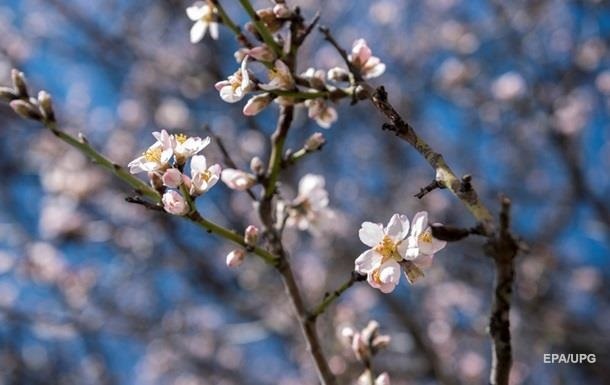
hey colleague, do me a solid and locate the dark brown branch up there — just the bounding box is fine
[414,179,444,199]
[485,197,518,385]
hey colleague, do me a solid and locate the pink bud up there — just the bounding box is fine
[304,132,326,151]
[243,93,272,116]
[162,168,183,188]
[162,190,189,215]
[226,249,246,267]
[244,225,259,246]
[247,45,275,62]
[221,169,256,191]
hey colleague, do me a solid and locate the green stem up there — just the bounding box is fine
[264,105,293,199]
[310,272,362,319]
[45,121,161,202]
[238,0,282,55]
[211,0,253,48]
[188,211,279,265]
[43,120,280,266]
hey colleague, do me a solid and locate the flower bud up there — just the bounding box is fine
[247,45,275,62]
[304,132,326,151]
[221,168,257,191]
[244,225,259,246]
[226,249,246,267]
[371,334,391,352]
[0,86,18,102]
[249,157,265,175]
[361,320,379,344]
[37,90,55,121]
[351,332,369,362]
[256,8,282,32]
[162,190,189,216]
[273,3,291,18]
[11,69,28,98]
[340,326,355,340]
[327,67,350,82]
[243,93,272,116]
[10,100,42,120]
[162,168,183,188]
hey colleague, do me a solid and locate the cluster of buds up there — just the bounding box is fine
[185,1,385,129]
[225,225,260,268]
[342,321,392,385]
[128,130,221,215]
[2,69,55,123]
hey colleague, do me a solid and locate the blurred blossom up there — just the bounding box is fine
[26,242,66,284]
[552,88,592,135]
[459,351,486,379]
[154,97,190,129]
[186,2,219,43]
[0,282,18,306]
[39,196,86,239]
[349,39,386,79]
[280,174,334,234]
[491,72,526,101]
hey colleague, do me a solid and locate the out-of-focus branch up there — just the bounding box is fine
[309,271,366,320]
[319,27,520,385]
[485,197,518,385]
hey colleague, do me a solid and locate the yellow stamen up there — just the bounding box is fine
[175,133,188,144]
[374,235,397,259]
[144,147,162,162]
[419,230,433,244]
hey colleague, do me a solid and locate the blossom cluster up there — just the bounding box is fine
[186,2,385,129]
[342,321,392,385]
[128,130,221,215]
[355,212,447,292]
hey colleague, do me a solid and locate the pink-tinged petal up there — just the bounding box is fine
[431,237,447,254]
[359,222,384,247]
[410,211,428,237]
[352,39,372,63]
[355,249,382,274]
[190,20,207,44]
[404,243,420,260]
[364,63,386,79]
[413,253,434,269]
[379,260,401,284]
[219,86,242,103]
[375,372,391,385]
[214,80,230,91]
[162,168,183,188]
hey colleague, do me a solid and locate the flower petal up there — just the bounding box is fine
[410,211,428,237]
[355,249,382,274]
[385,213,409,241]
[190,20,207,43]
[359,222,384,247]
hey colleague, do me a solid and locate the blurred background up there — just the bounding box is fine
[0,0,609,384]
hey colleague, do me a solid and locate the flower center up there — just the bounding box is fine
[199,169,212,182]
[374,235,397,259]
[419,229,433,244]
[144,147,162,162]
[175,134,188,145]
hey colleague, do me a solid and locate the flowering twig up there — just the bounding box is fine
[209,0,254,48]
[319,27,520,385]
[237,0,282,55]
[309,271,366,321]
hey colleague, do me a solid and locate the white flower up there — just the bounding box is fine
[327,66,350,82]
[355,214,410,293]
[162,190,189,215]
[173,134,210,163]
[221,168,257,191]
[259,60,295,91]
[162,168,183,188]
[283,174,332,233]
[188,155,221,195]
[186,2,219,43]
[215,58,254,103]
[300,67,326,89]
[128,130,174,174]
[305,98,338,129]
[402,211,446,282]
[349,39,386,79]
[243,93,272,116]
[226,249,246,267]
